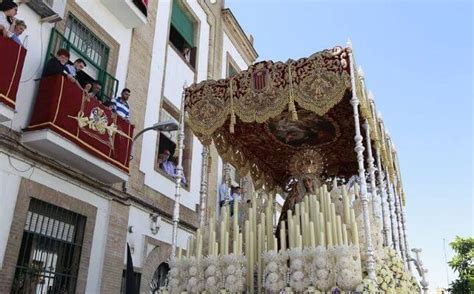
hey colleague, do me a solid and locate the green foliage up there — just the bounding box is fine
[448,236,474,293]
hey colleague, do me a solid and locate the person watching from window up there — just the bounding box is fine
[111,88,130,120]
[158,149,186,185]
[10,19,25,46]
[89,80,102,101]
[0,1,17,38]
[42,48,71,78]
[65,58,87,90]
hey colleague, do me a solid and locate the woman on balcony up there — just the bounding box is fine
[0,1,17,38]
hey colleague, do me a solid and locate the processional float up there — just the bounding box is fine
[166,42,422,293]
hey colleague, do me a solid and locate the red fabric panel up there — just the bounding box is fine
[0,37,27,109]
[142,0,148,7]
[27,75,134,172]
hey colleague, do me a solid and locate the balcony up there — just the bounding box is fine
[0,37,27,122]
[100,0,147,28]
[22,75,134,183]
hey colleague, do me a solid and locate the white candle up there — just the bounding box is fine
[280,221,287,251]
[309,221,316,248]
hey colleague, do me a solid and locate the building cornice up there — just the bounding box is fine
[221,8,258,65]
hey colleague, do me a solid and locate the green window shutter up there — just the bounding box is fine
[171,0,195,47]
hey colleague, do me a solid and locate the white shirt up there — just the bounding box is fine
[0,12,13,38]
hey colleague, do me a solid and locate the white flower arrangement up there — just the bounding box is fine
[185,257,204,293]
[332,245,362,290]
[221,253,247,293]
[203,256,222,293]
[288,248,310,292]
[263,250,288,292]
[167,257,187,294]
[309,246,334,291]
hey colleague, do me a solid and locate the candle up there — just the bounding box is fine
[257,224,263,293]
[351,211,359,246]
[320,231,325,247]
[280,221,287,251]
[209,216,214,255]
[342,186,350,225]
[250,232,255,293]
[288,211,294,249]
[245,220,250,287]
[220,221,225,255]
[266,197,273,251]
[336,215,343,246]
[327,221,333,247]
[342,224,348,245]
[309,221,316,248]
[178,247,182,259]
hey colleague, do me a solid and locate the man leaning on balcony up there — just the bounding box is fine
[111,88,130,120]
[42,48,71,78]
[65,58,87,86]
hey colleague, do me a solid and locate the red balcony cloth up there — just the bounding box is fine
[28,75,134,173]
[0,37,27,109]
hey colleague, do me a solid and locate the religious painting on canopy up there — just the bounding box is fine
[266,109,339,148]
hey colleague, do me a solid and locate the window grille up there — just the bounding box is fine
[150,263,170,293]
[65,15,109,69]
[12,198,86,294]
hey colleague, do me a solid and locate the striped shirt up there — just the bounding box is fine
[111,97,130,120]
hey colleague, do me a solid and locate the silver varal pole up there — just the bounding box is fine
[347,41,376,282]
[224,163,232,206]
[199,145,210,228]
[375,148,391,247]
[171,88,186,257]
[363,119,378,218]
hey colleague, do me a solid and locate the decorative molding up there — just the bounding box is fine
[221,8,258,65]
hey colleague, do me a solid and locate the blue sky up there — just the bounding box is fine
[226,0,473,289]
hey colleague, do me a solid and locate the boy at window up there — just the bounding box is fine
[10,19,26,46]
[158,149,186,185]
[111,88,130,120]
[42,48,71,78]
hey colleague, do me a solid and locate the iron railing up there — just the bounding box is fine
[12,198,86,294]
[46,28,119,103]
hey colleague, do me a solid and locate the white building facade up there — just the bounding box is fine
[0,0,256,293]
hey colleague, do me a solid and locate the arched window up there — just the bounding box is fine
[150,262,170,293]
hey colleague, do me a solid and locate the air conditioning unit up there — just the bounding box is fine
[27,0,67,23]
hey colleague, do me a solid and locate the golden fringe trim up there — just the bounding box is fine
[288,64,298,121]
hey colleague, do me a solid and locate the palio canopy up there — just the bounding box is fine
[184,45,398,196]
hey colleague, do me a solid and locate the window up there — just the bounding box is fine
[228,62,238,77]
[150,262,170,293]
[120,270,141,294]
[12,199,86,294]
[169,0,197,68]
[156,99,193,189]
[46,14,119,102]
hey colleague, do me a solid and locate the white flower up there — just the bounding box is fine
[314,257,326,268]
[169,268,179,278]
[189,266,198,276]
[206,276,216,287]
[226,264,236,275]
[316,269,329,279]
[188,277,197,287]
[267,261,278,272]
[267,272,279,283]
[291,258,304,270]
[226,274,236,284]
[205,265,216,276]
[293,270,304,281]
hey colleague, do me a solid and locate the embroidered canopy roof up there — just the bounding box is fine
[185,45,399,195]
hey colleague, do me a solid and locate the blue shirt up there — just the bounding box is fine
[111,97,130,120]
[10,34,22,46]
[219,183,229,202]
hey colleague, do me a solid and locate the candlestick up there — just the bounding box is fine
[280,221,287,251]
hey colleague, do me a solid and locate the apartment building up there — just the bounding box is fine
[0,0,257,293]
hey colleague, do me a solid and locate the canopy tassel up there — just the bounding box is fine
[288,64,298,121]
[229,79,236,133]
